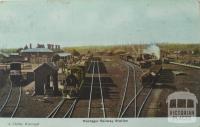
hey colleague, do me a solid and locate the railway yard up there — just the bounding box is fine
[0,51,200,118]
[0,1,200,125]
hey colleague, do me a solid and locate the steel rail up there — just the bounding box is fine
[87,60,92,72]
[0,78,13,113]
[137,88,152,117]
[51,99,66,118]
[127,62,137,117]
[119,60,153,118]
[64,99,78,118]
[0,78,22,118]
[118,62,130,117]
[87,61,95,118]
[11,85,22,118]
[120,87,144,118]
[46,98,65,118]
[97,61,106,118]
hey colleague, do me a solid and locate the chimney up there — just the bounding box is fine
[47,44,51,49]
[30,43,32,49]
[52,44,54,50]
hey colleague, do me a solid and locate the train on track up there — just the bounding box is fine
[120,53,161,68]
[9,62,22,85]
[62,62,86,99]
[141,64,162,86]
[120,53,162,86]
[62,56,100,99]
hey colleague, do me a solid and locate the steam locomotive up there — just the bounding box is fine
[62,64,86,99]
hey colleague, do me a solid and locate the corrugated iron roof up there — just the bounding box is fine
[0,52,9,57]
[57,52,72,57]
[21,48,53,53]
[10,53,19,56]
[34,62,58,72]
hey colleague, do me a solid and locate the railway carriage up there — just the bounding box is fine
[120,53,163,87]
[9,62,22,85]
[120,54,140,66]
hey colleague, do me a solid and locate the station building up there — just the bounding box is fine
[20,48,54,64]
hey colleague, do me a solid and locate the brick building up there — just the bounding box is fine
[21,48,54,64]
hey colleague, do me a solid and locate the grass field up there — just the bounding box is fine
[63,43,200,55]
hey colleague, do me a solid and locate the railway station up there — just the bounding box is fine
[0,43,200,118]
[0,2,200,127]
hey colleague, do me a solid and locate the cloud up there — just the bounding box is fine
[0,0,200,48]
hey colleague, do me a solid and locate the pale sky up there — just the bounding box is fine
[0,0,200,48]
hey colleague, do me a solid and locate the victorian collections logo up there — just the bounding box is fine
[166,91,198,123]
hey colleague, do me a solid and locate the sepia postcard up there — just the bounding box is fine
[0,0,200,127]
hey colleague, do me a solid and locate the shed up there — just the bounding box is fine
[56,52,72,61]
[0,52,9,63]
[34,63,59,95]
[0,52,9,58]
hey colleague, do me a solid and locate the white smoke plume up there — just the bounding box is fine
[143,44,160,59]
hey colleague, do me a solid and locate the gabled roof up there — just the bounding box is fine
[21,48,53,53]
[34,62,58,72]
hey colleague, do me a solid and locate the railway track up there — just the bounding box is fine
[119,86,152,117]
[88,60,106,118]
[47,98,78,118]
[0,78,22,117]
[119,61,152,118]
[136,87,152,117]
[118,61,138,117]
[47,61,94,118]
[118,62,131,117]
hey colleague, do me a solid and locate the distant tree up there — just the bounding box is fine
[72,49,80,56]
[24,45,28,49]
[193,48,200,55]
[87,50,91,54]
[16,48,23,53]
